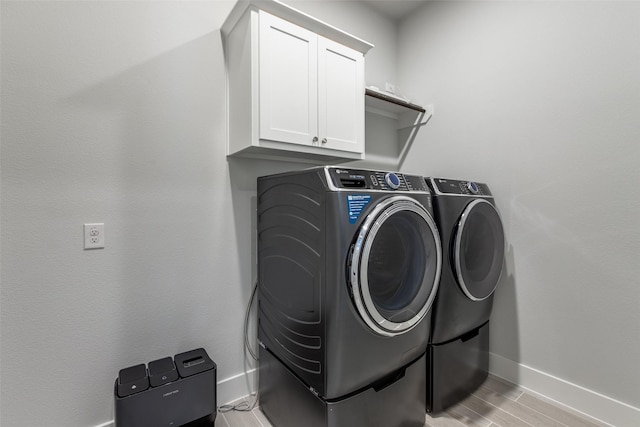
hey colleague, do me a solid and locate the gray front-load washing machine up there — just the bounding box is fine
[425,177,505,413]
[258,167,442,427]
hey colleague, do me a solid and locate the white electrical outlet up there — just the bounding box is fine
[84,223,105,249]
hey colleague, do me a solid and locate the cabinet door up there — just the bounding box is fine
[317,37,365,154]
[259,12,318,147]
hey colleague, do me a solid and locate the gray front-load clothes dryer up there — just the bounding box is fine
[425,177,505,413]
[257,167,442,426]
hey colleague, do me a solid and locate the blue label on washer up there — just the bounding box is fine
[347,194,371,224]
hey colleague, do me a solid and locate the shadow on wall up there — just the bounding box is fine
[227,156,312,299]
[490,242,520,383]
[226,156,314,381]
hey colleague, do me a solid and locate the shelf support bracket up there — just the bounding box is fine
[397,111,432,167]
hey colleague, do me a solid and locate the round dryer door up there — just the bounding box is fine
[349,195,442,337]
[454,199,505,301]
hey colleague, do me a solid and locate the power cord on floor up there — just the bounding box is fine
[218,392,259,413]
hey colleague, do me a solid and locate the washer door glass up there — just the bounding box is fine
[454,199,505,301]
[349,196,442,337]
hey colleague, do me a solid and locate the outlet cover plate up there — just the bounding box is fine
[84,223,104,249]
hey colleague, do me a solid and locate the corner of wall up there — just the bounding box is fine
[490,353,640,427]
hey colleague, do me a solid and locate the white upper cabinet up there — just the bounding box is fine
[318,37,365,154]
[258,13,319,147]
[223,1,372,163]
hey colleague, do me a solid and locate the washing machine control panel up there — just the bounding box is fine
[431,178,493,196]
[328,168,429,192]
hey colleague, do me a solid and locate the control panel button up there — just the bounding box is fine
[467,181,479,194]
[385,173,401,190]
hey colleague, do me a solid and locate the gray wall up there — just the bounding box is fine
[398,0,640,415]
[0,1,395,426]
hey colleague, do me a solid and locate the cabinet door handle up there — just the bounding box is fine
[312,136,319,144]
[321,138,327,145]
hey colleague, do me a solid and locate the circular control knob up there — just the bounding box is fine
[385,173,401,190]
[467,181,479,194]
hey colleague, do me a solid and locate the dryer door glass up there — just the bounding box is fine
[454,199,505,301]
[349,196,442,337]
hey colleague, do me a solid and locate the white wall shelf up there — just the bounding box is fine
[354,88,432,170]
[365,87,425,115]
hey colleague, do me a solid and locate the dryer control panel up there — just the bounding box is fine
[430,178,493,197]
[328,168,428,192]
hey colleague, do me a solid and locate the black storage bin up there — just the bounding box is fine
[114,348,216,427]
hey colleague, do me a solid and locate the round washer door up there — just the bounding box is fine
[453,199,505,301]
[349,195,442,337]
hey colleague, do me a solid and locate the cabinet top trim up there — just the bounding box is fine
[221,0,374,54]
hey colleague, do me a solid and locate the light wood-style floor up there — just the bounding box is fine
[214,375,609,427]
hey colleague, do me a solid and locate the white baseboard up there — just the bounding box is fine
[217,368,258,405]
[93,369,258,427]
[490,352,640,427]
[96,358,640,427]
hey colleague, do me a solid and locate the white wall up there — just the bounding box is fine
[0,1,396,426]
[398,1,640,425]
